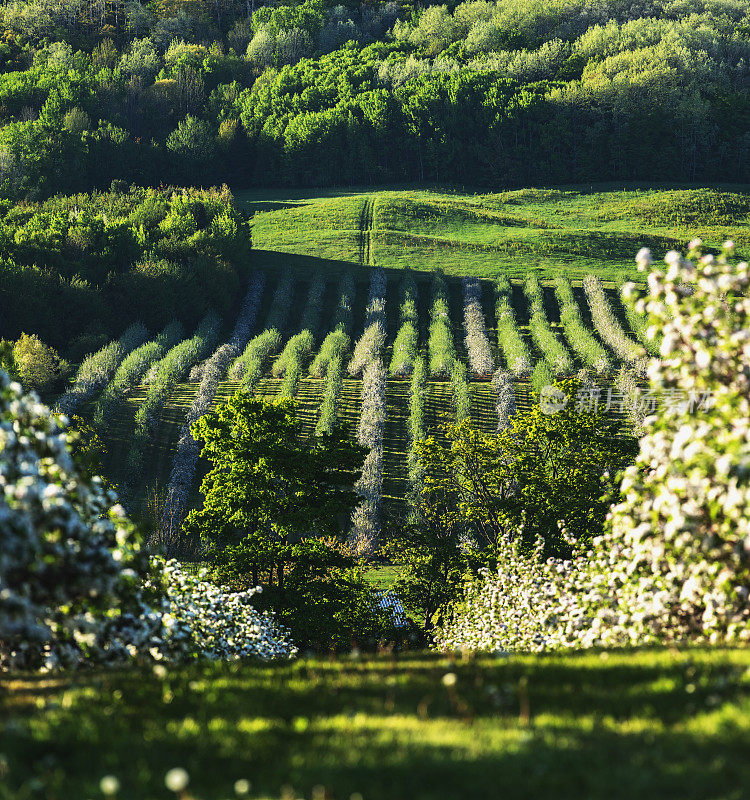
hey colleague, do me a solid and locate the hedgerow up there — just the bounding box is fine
[389,273,419,377]
[531,359,553,395]
[349,269,387,376]
[57,322,149,415]
[407,354,427,494]
[315,353,345,436]
[621,278,661,355]
[555,276,610,373]
[310,272,355,378]
[524,274,572,376]
[462,277,494,377]
[492,368,516,431]
[494,275,531,377]
[428,272,455,378]
[584,274,645,366]
[273,272,326,397]
[350,357,386,557]
[450,359,471,423]
[93,321,184,428]
[124,312,220,493]
[158,274,266,554]
[229,268,294,381]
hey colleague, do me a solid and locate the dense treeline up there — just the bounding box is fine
[0,0,747,196]
[0,185,250,355]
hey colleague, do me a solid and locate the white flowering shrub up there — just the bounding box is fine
[428,273,456,378]
[390,273,419,377]
[349,269,387,376]
[462,277,495,376]
[495,275,531,377]
[158,274,266,554]
[0,370,158,670]
[555,276,610,373]
[407,355,426,493]
[350,358,386,557]
[57,322,149,415]
[584,274,645,366]
[525,274,573,376]
[492,368,516,432]
[604,241,750,644]
[437,242,750,653]
[94,321,184,428]
[155,560,297,661]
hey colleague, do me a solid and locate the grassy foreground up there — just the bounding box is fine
[2,649,749,800]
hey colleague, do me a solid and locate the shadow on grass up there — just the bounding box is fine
[2,651,749,800]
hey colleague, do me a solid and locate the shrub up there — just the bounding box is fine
[583,274,645,366]
[495,275,531,377]
[407,355,427,493]
[428,272,455,378]
[555,276,610,373]
[389,273,419,377]
[462,277,494,376]
[0,370,153,671]
[12,332,66,393]
[93,321,184,427]
[349,269,387,376]
[0,370,295,669]
[492,368,516,431]
[350,358,386,557]
[524,274,573,376]
[57,322,149,415]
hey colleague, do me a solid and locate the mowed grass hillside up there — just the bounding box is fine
[2,649,749,800]
[238,186,750,281]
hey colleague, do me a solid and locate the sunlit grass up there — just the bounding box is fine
[2,649,749,800]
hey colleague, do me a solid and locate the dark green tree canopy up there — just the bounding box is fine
[185,391,366,553]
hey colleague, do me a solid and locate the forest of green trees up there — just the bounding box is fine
[0,0,747,196]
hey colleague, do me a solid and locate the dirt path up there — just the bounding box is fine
[358,198,375,265]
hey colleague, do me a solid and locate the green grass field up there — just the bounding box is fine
[239,185,750,281]
[3,648,749,800]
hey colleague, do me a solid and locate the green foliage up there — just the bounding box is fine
[427,272,455,378]
[495,275,531,377]
[12,332,66,393]
[184,392,380,651]
[389,272,419,377]
[415,379,636,558]
[555,275,610,372]
[0,188,248,351]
